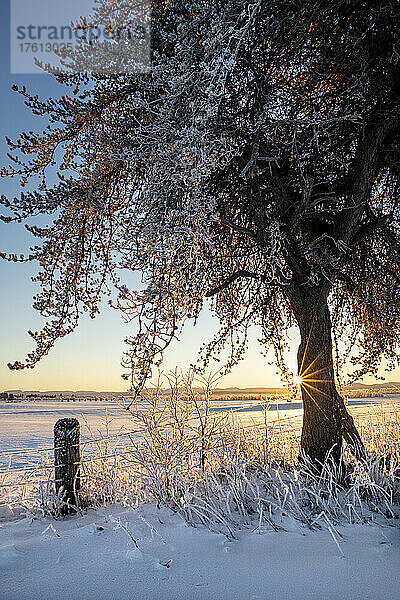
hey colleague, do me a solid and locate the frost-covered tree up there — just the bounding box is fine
[1,0,400,465]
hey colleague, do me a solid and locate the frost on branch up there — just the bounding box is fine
[1,0,400,394]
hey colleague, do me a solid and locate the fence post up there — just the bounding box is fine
[54,418,81,514]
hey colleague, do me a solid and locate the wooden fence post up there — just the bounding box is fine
[54,418,81,514]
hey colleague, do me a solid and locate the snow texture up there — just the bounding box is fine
[0,502,399,600]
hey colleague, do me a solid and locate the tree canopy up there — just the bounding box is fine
[2,0,400,462]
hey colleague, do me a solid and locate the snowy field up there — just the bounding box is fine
[1,395,399,469]
[1,396,400,600]
[1,502,400,600]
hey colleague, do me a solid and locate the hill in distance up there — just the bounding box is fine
[345,382,400,390]
[4,382,400,397]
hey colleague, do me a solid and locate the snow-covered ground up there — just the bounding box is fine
[1,502,399,600]
[2,395,399,469]
[1,398,399,599]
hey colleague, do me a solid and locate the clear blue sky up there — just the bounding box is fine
[1,1,295,391]
[0,1,398,391]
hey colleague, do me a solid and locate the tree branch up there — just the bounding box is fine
[220,218,258,242]
[205,270,260,297]
[352,215,390,245]
[334,109,400,245]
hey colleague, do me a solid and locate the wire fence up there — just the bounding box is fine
[1,401,399,511]
[0,408,301,486]
[1,402,397,466]
[0,417,301,468]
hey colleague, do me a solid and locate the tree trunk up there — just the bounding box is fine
[288,288,366,468]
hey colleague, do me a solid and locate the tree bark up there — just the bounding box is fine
[288,287,366,468]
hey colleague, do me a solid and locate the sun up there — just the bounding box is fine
[293,374,302,386]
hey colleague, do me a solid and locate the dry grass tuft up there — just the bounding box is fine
[1,373,399,533]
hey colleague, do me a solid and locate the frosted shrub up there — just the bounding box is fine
[1,375,399,534]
